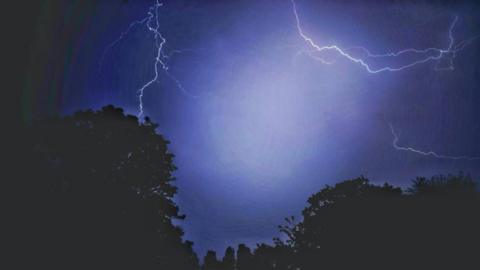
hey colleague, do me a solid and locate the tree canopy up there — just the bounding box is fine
[19,105,198,270]
[231,174,480,270]
[15,105,480,270]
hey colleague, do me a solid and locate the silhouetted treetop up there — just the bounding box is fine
[16,105,480,270]
[303,177,402,214]
[222,246,235,270]
[273,174,480,270]
[409,172,477,197]
[202,250,222,270]
[21,105,198,270]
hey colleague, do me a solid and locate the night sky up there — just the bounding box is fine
[23,0,480,256]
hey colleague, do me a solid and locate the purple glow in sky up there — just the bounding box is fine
[24,0,480,256]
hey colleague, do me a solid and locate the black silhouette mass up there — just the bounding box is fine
[16,106,480,269]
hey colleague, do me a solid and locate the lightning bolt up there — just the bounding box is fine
[291,0,479,160]
[388,123,480,161]
[100,0,200,120]
[98,17,150,73]
[101,0,478,160]
[290,0,480,73]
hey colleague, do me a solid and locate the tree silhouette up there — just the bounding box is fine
[221,246,235,270]
[15,105,480,270]
[236,244,254,270]
[196,174,479,270]
[20,105,199,270]
[202,250,222,270]
[273,174,480,270]
[408,172,477,197]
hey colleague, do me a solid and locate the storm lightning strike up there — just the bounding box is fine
[102,0,479,161]
[100,0,198,120]
[290,0,480,73]
[291,0,480,160]
[389,123,480,161]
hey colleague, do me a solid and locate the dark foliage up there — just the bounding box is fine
[222,246,235,270]
[202,250,222,270]
[14,105,480,270]
[17,105,199,270]
[236,243,255,270]
[225,174,480,270]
